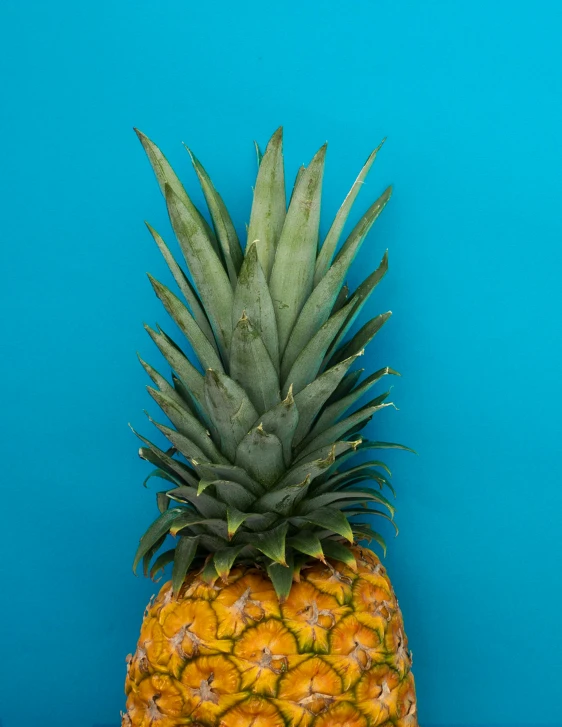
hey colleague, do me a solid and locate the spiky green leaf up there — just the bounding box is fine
[235,425,285,487]
[172,536,199,595]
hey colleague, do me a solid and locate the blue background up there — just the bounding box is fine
[1,1,561,725]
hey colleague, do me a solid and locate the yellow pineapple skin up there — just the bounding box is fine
[122,547,418,727]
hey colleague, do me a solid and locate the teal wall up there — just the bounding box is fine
[1,1,561,725]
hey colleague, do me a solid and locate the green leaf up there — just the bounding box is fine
[139,356,189,411]
[156,491,171,513]
[357,440,417,455]
[204,369,258,460]
[253,476,310,516]
[144,468,178,489]
[276,449,336,489]
[172,536,199,595]
[142,534,166,576]
[282,301,354,395]
[132,507,188,574]
[146,414,214,463]
[294,438,361,466]
[134,130,222,257]
[167,486,227,519]
[235,425,285,487]
[352,524,387,556]
[204,480,254,510]
[288,531,324,560]
[171,373,201,419]
[314,367,399,436]
[144,324,206,410]
[247,127,286,278]
[298,401,394,459]
[213,546,246,580]
[292,351,363,446]
[165,183,234,357]
[257,388,299,466]
[320,540,357,570]
[327,250,389,360]
[149,276,224,372]
[267,551,294,603]
[299,507,354,543]
[269,144,327,353]
[149,548,176,581]
[168,512,221,535]
[332,284,349,314]
[283,186,392,376]
[146,387,224,462]
[289,165,305,204]
[327,368,364,405]
[329,312,392,367]
[254,140,263,167]
[314,142,386,285]
[313,461,393,495]
[249,522,288,564]
[344,509,399,536]
[232,241,280,369]
[226,507,251,539]
[230,315,280,415]
[201,558,219,585]
[145,223,218,350]
[185,146,243,285]
[297,490,395,518]
[192,462,264,497]
[131,425,199,487]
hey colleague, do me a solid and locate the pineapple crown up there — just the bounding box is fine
[131,127,412,601]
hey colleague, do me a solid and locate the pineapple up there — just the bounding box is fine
[123,127,418,727]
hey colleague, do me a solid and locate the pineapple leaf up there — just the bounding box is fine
[332,284,349,314]
[246,522,289,565]
[156,491,171,513]
[254,140,263,167]
[352,524,387,556]
[172,535,199,595]
[232,241,280,369]
[253,476,311,516]
[295,438,361,466]
[320,540,357,570]
[149,276,224,372]
[226,507,251,539]
[145,223,218,350]
[329,311,392,367]
[139,356,189,412]
[142,534,166,576]
[201,558,219,585]
[314,142,386,285]
[213,546,246,580]
[297,490,395,518]
[186,147,243,285]
[267,551,295,603]
[292,351,363,446]
[282,301,355,395]
[276,449,335,489]
[167,486,227,519]
[288,531,325,560]
[269,144,327,353]
[283,185,392,375]
[144,325,206,410]
[314,367,399,436]
[132,426,198,487]
[204,369,258,460]
[247,127,286,278]
[192,462,264,497]
[146,414,218,464]
[208,481,254,510]
[165,183,234,357]
[134,130,222,257]
[235,425,285,487]
[298,403,394,459]
[146,387,223,462]
[149,548,176,582]
[357,440,417,455]
[327,368,363,405]
[327,250,389,359]
[133,507,189,574]
[230,315,281,415]
[298,507,354,543]
[257,388,299,467]
[313,461,394,495]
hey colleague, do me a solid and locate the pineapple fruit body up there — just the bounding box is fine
[123,548,416,727]
[124,127,419,726]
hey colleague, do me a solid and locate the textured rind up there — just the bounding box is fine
[122,547,418,727]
